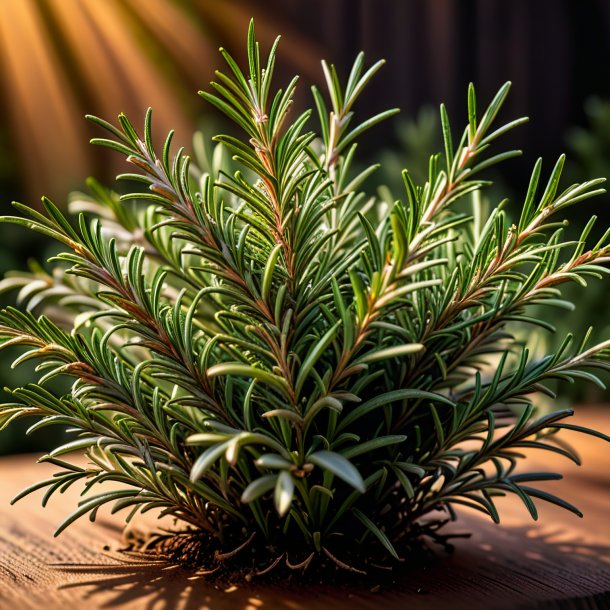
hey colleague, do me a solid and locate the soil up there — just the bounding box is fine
[1,407,609,610]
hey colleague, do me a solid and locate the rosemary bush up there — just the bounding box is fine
[1,22,610,574]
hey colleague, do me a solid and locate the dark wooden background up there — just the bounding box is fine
[2,0,610,203]
[244,0,610,182]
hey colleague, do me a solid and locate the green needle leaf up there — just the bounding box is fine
[308,451,365,493]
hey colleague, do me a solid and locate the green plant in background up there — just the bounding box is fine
[554,98,610,400]
[376,106,441,203]
[566,97,610,181]
[1,22,610,575]
[376,98,610,405]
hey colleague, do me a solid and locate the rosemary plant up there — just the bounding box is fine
[1,22,610,575]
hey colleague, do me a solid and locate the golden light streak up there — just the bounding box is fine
[0,0,90,203]
[124,0,217,87]
[0,0,323,204]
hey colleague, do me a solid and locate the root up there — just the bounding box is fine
[104,515,451,585]
[285,552,314,571]
[322,547,367,575]
[255,553,285,576]
[368,562,393,571]
[214,532,256,561]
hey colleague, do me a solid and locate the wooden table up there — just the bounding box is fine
[1,408,610,610]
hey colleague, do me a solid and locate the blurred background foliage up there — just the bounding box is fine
[1,0,610,453]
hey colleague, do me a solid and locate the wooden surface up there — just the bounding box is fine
[1,409,610,610]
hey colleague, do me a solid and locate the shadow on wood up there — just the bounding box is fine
[1,408,609,610]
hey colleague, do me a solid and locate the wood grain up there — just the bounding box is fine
[1,408,609,610]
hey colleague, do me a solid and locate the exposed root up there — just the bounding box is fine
[286,552,314,571]
[322,547,367,575]
[106,516,455,586]
[368,562,394,571]
[214,532,256,561]
[255,553,285,576]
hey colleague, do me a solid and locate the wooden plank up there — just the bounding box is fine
[1,408,609,610]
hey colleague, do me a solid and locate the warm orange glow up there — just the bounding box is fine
[0,0,322,205]
[0,0,91,200]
